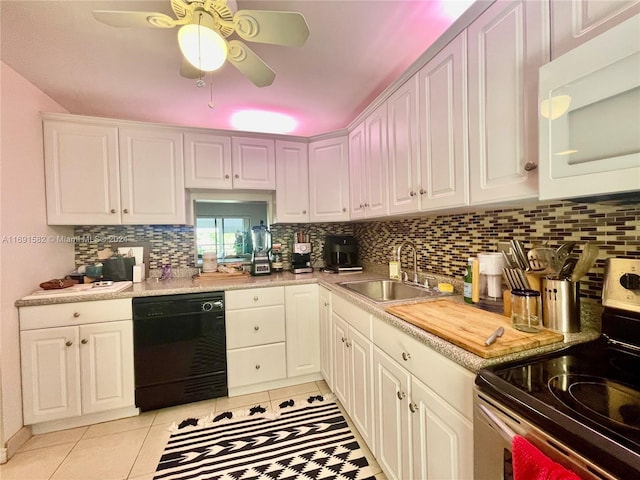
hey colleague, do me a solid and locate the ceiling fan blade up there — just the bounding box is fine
[226,40,275,87]
[92,10,177,28]
[179,58,203,79]
[233,10,310,46]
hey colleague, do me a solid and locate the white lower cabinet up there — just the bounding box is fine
[285,284,320,378]
[319,286,333,389]
[20,299,134,426]
[331,296,375,451]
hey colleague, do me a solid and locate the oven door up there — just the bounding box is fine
[473,389,615,480]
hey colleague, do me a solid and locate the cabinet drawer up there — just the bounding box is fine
[373,316,474,420]
[226,306,286,348]
[332,294,372,338]
[227,343,286,388]
[225,287,285,310]
[20,299,132,331]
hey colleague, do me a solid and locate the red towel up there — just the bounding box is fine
[512,435,582,480]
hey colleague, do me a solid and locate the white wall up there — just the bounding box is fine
[0,62,74,448]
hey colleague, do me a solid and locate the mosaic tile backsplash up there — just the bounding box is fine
[75,199,639,300]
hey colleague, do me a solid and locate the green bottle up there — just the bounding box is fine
[463,258,474,304]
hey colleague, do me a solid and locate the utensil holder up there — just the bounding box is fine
[542,278,580,333]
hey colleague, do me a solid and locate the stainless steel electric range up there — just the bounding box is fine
[475,258,640,480]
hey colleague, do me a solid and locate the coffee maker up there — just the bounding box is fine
[250,221,271,276]
[291,230,313,274]
[323,235,362,272]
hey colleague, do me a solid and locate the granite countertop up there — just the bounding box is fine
[15,270,601,373]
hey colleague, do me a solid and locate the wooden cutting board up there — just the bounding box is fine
[385,300,564,359]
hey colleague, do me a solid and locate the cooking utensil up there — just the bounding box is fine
[485,326,505,346]
[510,240,529,271]
[558,255,579,280]
[570,243,599,282]
[528,248,558,275]
[556,242,576,263]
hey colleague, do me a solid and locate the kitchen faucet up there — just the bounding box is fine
[397,241,419,284]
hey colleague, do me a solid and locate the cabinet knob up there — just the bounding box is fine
[396,391,406,400]
[409,191,416,197]
[73,312,80,318]
[81,339,88,345]
[110,209,116,214]
[65,341,73,347]
[346,341,351,348]
[341,336,346,343]
[401,351,411,361]
[323,301,329,307]
[419,188,426,195]
[254,325,260,331]
[123,208,129,214]
[524,161,538,172]
[253,296,259,302]
[225,174,230,179]
[302,210,307,214]
[409,402,418,413]
[255,364,261,370]
[235,174,239,179]
[342,207,347,212]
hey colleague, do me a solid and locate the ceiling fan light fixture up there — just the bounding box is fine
[178,12,227,72]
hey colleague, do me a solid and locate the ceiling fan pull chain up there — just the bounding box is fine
[208,74,215,109]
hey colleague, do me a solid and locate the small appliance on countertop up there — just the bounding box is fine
[291,240,313,274]
[250,221,271,276]
[323,235,363,273]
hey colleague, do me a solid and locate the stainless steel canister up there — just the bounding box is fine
[542,278,580,333]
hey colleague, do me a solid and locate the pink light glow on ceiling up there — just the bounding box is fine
[230,109,298,134]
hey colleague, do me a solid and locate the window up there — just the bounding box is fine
[195,216,252,262]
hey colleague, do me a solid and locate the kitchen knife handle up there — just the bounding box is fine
[485,327,505,346]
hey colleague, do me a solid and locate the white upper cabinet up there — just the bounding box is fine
[551,0,640,58]
[231,137,276,189]
[418,32,469,211]
[184,132,232,189]
[44,116,186,225]
[118,126,185,224]
[349,104,389,219]
[467,0,549,205]
[308,135,350,222]
[43,119,121,225]
[387,77,420,215]
[275,140,310,223]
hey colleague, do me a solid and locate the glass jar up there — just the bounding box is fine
[511,289,542,333]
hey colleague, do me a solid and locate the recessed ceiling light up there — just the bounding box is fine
[231,110,298,134]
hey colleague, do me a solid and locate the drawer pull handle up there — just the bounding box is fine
[253,296,259,302]
[73,312,80,318]
[255,364,261,370]
[402,351,411,361]
[409,402,418,413]
[397,391,406,400]
[81,339,88,345]
[65,341,73,347]
[254,325,260,331]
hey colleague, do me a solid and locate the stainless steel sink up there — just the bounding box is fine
[339,279,442,303]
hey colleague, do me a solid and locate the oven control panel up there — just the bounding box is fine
[603,258,640,313]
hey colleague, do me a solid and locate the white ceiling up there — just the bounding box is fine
[1,0,474,136]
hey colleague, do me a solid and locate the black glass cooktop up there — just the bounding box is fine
[476,337,640,479]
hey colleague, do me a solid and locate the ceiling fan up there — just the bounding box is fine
[92,0,310,87]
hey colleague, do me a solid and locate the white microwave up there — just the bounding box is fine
[538,14,640,200]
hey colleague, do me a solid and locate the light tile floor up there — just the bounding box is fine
[1,380,387,480]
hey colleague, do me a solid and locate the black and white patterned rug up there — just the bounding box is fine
[153,395,376,480]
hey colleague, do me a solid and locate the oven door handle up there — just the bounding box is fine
[477,403,517,444]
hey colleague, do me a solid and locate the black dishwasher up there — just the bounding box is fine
[132,292,227,411]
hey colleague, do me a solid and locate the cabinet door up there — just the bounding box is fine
[119,126,185,224]
[349,327,375,452]
[184,132,232,189]
[411,377,473,480]
[285,285,320,378]
[275,140,309,223]
[551,0,640,58]
[418,32,469,211]
[387,77,420,215]
[21,326,81,424]
[374,348,411,480]
[319,286,333,389]
[231,137,276,189]
[364,103,389,218]
[467,0,548,205]
[43,119,121,225]
[348,122,367,220]
[308,136,350,222]
[332,313,350,409]
[80,320,134,415]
